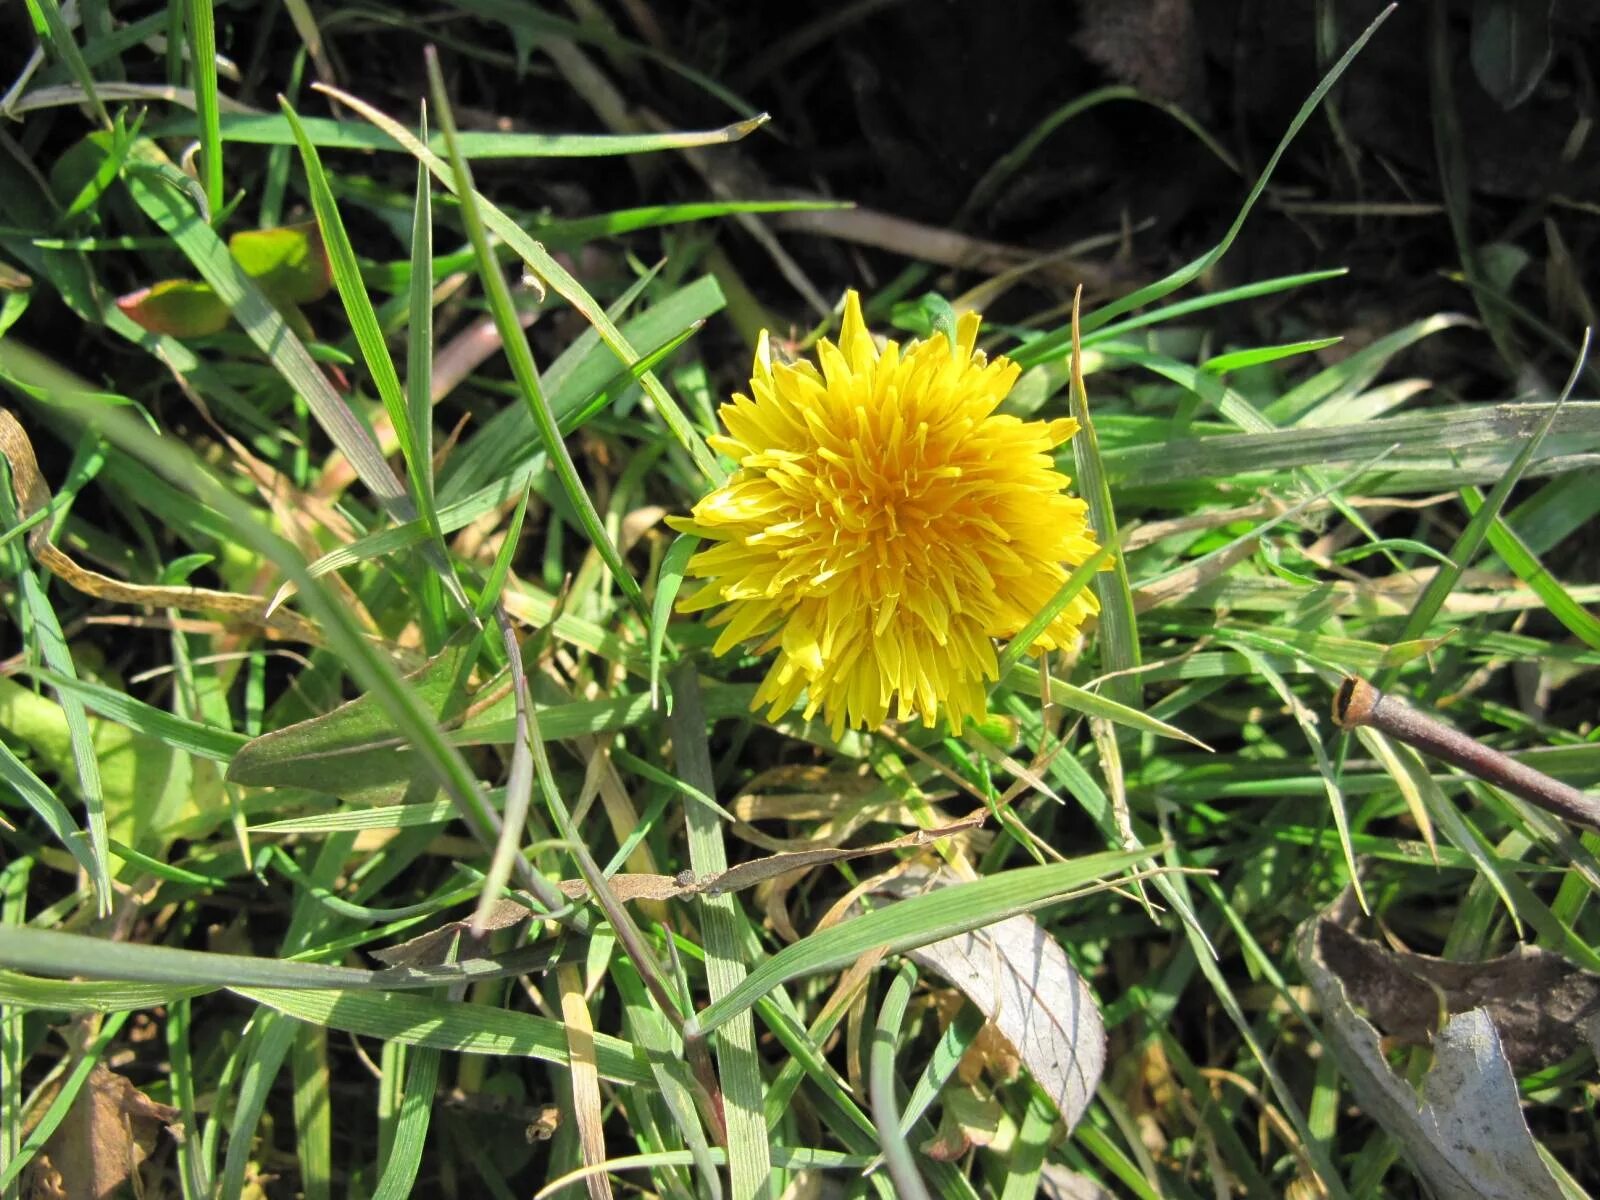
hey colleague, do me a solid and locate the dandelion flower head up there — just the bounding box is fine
[671,291,1100,738]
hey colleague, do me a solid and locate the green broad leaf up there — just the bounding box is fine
[691,849,1149,1037]
[1470,0,1554,110]
[228,221,332,307]
[236,987,652,1084]
[115,279,231,337]
[227,630,487,801]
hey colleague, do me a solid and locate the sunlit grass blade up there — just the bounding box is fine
[184,0,223,215]
[690,849,1149,1037]
[405,140,439,530]
[5,558,111,912]
[21,0,109,128]
[650,534,698,706]
[313,80,727,485]
[1460,484,1600,650]
[1068,293,1141,710]
[236,987,652,1084]
[144,110,770,156]
[0,719,96,882]
[668,663,773,1194]
[373,1045,441,1200]
[1383,332,1588,680]
[121,139,414,520]
[996,534,1117,678]
[0,341,581,931]
[291,1023,333,1200]
[279,96,466,612]
[424,49,647,619]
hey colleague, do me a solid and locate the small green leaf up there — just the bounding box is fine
[1470,0,1553,110]
[228,221,332,306]
[115,279,231,337]
[226,630,486,801]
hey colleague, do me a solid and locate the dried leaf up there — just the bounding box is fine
[1311,918,1600,1070]
[1298,918,1566,1200]
[1039,1163,1117,1200]
[27,1064,179,1200]
[872,867,1106,1132]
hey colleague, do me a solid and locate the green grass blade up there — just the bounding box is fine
[0,340,578,927]
[279,96,464,612]
[997,527,1117,678]
[183,0,223,215]
[315,80,727,486]
[1385,335,1588,674]
[1460,484,1600,650]
[1068,302,1141,709]
[291,1023,333,1200]
[1011,4,1396,365]
[690,849,1148,1037]
[405,141,439,529]
[373,1045,442,1200]
[238,986,652,1084]
[424,49,647,619]
[869,962,931,1200]
[218,1012,295,1200]
[21,0,109,128]
[0,726,94,881]
[651,535,698,705]
[144,110,769,157]
[121,139,413,519]
[9,567,111,912]
[669,663,773,1196]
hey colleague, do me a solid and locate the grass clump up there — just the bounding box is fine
[1,4,1598,1198]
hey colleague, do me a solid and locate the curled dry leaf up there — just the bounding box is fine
[867,867,1106,1133]
[24,1063,179,1200]
[1312,917,1600,1070]
[1298,917,1567,1200]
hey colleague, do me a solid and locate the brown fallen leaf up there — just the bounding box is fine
[1310,918,1600,1071]
[25,1063,179,1200]
[1298,917,1566,1200]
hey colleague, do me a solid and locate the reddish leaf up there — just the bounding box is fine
[115,278,230,337]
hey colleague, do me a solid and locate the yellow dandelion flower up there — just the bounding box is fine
[670,290,1100,738]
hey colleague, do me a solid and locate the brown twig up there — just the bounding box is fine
[1332,676,1600,832]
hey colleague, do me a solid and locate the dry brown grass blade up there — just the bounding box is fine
[0,408,322,643]
[557,962,614,1200]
